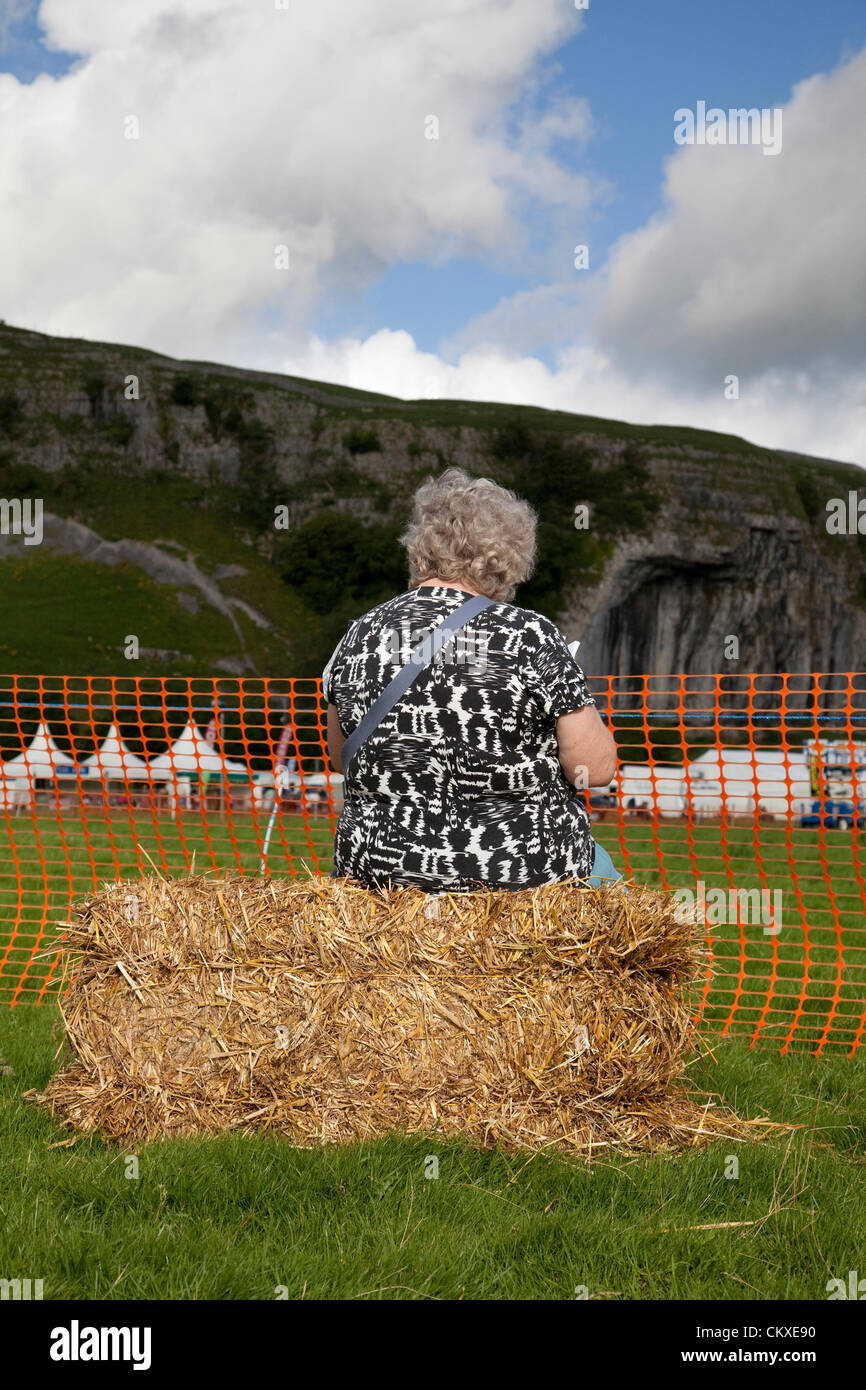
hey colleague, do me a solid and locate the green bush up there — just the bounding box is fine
[81,365,106,418]
[0,459,45,495]
[277,511,406,616]
[343,425,381,455]
[223,404,244,435]
[104,413,135,447]
[492,417,533,462]
[201,385,255,440]
[204,397,223,437]
[170,375,200,407]
[494,424,661,614]
[0,392,24,436]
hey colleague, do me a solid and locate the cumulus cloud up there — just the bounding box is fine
[281,327,866,463]
[595,50,866,382]
[1,1,864,463]
[0,0,589,362]
[340,46,866,464]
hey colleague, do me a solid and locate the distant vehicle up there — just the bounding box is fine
[799,798,866,831]
[799,738,866,830]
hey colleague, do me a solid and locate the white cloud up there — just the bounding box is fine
[394,46,866,464]
[595,51,866,383]
[1,2,864,464]
[282,328,866,465]
[0,0,588,362]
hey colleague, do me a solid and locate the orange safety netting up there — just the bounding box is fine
[1,672,864,1054]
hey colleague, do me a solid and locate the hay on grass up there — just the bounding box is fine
[35,875,758,1154]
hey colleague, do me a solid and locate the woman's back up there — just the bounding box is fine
[324,583,597,891]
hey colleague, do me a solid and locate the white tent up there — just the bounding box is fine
[688,748,808,775]
[147,723,249,780]
[79,725,152,782]
[301,771,344,809]
[685,747,810,819]
[617,764,686,818]
[0,766,29,809]
[0,722,77,781]
[145,723,251,818]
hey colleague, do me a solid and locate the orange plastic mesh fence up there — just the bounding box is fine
[1,673,864,1053]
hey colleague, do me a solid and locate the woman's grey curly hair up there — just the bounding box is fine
[400,467,537,603]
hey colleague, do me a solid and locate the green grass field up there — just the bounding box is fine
[0,1007,864,1300]
[2,814,863,1049]
[0,811,336,1001]
[592,821,866,1052]
[0,813,864,1301]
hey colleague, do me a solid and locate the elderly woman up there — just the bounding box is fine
[323,468,619,892]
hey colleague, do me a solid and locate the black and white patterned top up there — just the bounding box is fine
[322,584,597,892]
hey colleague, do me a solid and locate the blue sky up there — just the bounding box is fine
[1,1,864,460]
[319,1,866,358]
[4,0,863,359]
[0,2,75,81]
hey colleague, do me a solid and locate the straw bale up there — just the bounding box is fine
[33,875,759,1154]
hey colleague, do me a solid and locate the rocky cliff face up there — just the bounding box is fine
[0,322,863,682]
[568,482,866,682]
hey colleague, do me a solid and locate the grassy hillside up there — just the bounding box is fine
[1,321,864,678]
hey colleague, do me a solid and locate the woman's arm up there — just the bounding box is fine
[326,704,346,774]
[556,705,617,788]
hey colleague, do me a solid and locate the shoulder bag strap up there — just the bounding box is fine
[340,593,494,775]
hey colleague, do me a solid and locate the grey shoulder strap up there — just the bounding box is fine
[340,593,494,775]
